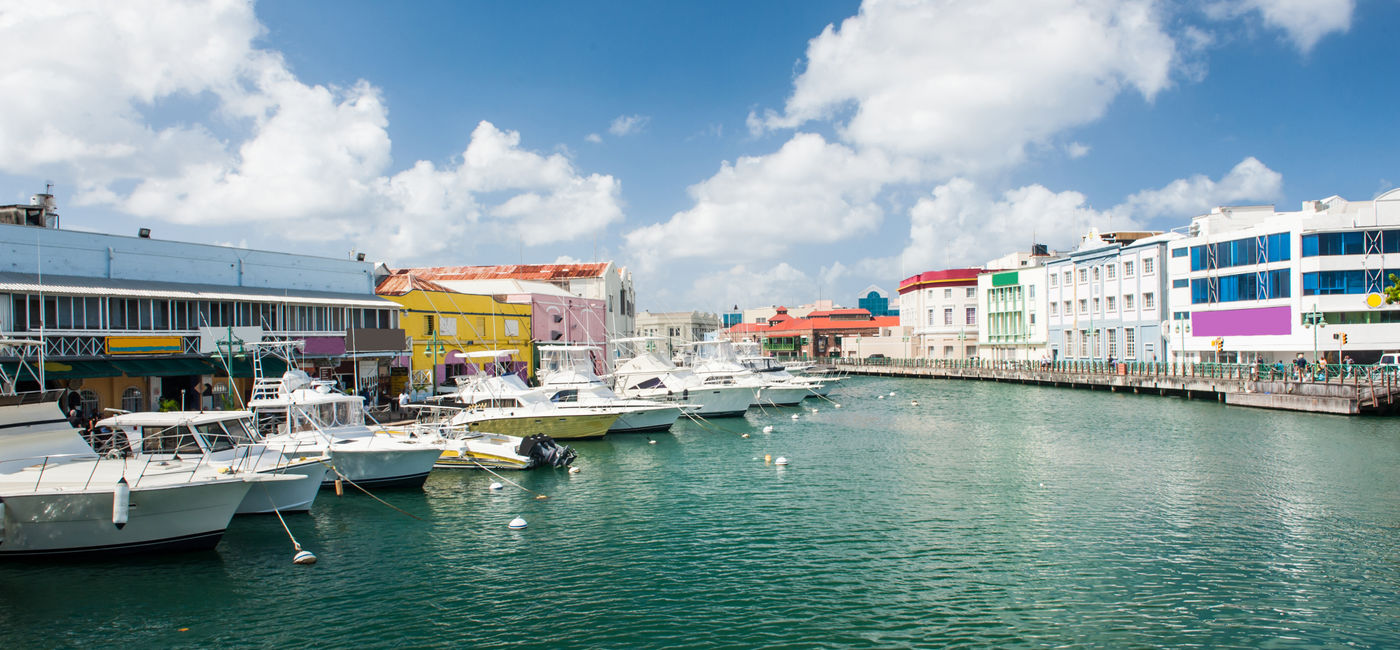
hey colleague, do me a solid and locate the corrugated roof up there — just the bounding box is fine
[0,272,392,308]
[374,273,454,296]
[392,263,611,281]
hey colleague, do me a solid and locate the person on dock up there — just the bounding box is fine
[396,389,409,417]
[1294,353,1307,380]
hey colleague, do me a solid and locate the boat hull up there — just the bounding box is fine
[610,405,683,433]
[434,435,532,470]
[236,460,327,514]
[0,479,251,558]
[753,385,812,407]
[320,446,442,489]
[466,412,618,440]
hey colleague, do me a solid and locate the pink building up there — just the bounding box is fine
[387,269,607,346]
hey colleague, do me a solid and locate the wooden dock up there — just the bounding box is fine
[831,360,1400,416]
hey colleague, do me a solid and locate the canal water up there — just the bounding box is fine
[2,376,1399,648]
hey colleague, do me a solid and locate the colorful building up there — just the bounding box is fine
[726,307,900,358]
[374,273,534,389]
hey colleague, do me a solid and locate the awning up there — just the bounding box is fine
[42,359,124,379]
[110,357,213,377]
[211,356,288,378]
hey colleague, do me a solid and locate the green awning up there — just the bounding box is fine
[42,360,124,379]
[111,357,214,377]
[211,355,288,378]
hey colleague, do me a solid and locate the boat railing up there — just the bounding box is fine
[13,451,219,492]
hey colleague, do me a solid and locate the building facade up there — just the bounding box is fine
[857,285,897,317]
[897,269,981,359]
[1045,230,1173,362]
[0,209,402,416]
[978,266,1049,361]
[636,310,722,350]
[1167,191,1400,363]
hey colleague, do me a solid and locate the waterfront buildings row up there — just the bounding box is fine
[726,190,1400,364]
[0,193,636,417]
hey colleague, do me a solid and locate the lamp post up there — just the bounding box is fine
[1302,308,1327,367]
[1174,320,1190,364]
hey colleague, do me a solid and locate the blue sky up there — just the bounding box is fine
[1,0,1395,312]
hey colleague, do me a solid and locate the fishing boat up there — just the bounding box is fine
[95,411,328,514]
[537,344,688,433]
[682,341,813,407]
[611,337,755,418]
[434,350,619,440]
[248,369,443,489]
[734,341,839,397]
[378,406,576,471]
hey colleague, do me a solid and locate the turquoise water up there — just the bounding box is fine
[3,376,1400,648]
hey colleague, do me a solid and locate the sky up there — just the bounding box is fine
[2,0,1396,313]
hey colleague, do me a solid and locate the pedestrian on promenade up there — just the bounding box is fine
[1294,353,1307,380]
[397,389,410,417]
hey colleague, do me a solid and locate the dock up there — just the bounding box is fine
[831,359,1400,416]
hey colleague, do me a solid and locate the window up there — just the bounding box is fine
[1093,298,1100,313]
[1029,312,1036,325]
[966,307,976,325]
[1173,278,1189,288]
[1028,285,1035,298]
[1124,294,1134,310]
[1049,274,1058,288]
[944,288,952,299]
[1079,299,1087,314]
[1063,300,1072,316]
[1093,329,1102,357]
[1191,233,1290,270]
[1143,292,1155,309]
[1143,257,1155,274]
[927,309,935,326]
[1144,342,1154,359]
[1125,328,1136,359]
[1050,302,1058,317]
[79,389,100,420]
[1107,264,1116,280]
[1078,269,1087,283]
[1123,260,1134,277]
[121,387,144,412]
[1092,267,1100,282]
[1106,296,1116,312]
[966,287,975,298]
[1193,271,1292,303]
[1079,329,1089,356]
[1107,328,1117,358]
[943,345,954,357]
[1065,330,1073,354]
[1064,271,1072,285]
[944,308,953,325]
[424,315,435,336]
[966,345,977,357]
[1172,247,1188,258]
[1303,269,1398,296]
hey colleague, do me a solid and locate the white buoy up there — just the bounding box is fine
[741,433,750,438]
[112,477,130,529]
[889,391,896,396]
[911,400,919,406]
[568,466,581,474]
[762,425,774,433]
[293,549,318,565]
[878,395,884,400]
[811,408,819,414]
[790,414,800,420]
[508,516,528,530]
[775,456,789,466]
[648,439,657,445]
[834,404,842,408]
[489,482,504,491]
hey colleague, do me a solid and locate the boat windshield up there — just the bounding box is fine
[289,400,364,432]
[549,389,579,403]
[142,425,204,456]
[193,419,256,453]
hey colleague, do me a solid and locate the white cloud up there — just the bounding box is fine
[0,1,623,265]
[756,0,1176,175]
[585,133,603,144]
[624,132,916,270]
[1066,142,1091,159]
[1115,157,1283,221]
[687,263,817,309]
[1207,0,1353,52]
[609,114,650,137]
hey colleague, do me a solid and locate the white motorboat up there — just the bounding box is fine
[249,370,443,489]
[442,373,619,440]
[734,342,840,397]
[537,344,687,433]
[683,341,814,407]
[378,405,576,471]
[95,411,327,514]
[0,393,280,558]
[611,337,754,418]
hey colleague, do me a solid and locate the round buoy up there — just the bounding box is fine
[911,400,919,406]
[648,439,657,445]
[293,550,318,565]
[762,425,774,433]
[790,414,800,420]
[489,482,504,491]
[835,404,842,408]
[811,408,819,414]
[878,395,885,400]
[775,456,789,466]
[889,391,896,396]
[741,433,750,438]
[508,517,528,530]
[568,466,581,474]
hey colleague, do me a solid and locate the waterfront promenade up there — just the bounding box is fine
[833,357,1400,416]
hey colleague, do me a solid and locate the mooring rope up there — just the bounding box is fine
[318,459,423,521]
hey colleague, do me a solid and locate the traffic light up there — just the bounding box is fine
[1341,333,1348,345]
[1211,337,1224,352]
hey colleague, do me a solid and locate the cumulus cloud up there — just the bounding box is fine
[609,114,650,137]
[687,263,818,309]
[1115,157,1283,221]
[1066,142,1091,159]
[755,0,1176,175]
[624,133,916,270]
[585,133,603,144]
[1207,0,1353,52]
[0,1,623,264]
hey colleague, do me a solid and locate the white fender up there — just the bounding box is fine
[0,496,6,545]
[113,477,130,529]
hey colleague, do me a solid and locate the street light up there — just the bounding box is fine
[1173,319,1190,363]
[1302,307,1327,367]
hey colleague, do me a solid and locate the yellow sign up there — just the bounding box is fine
[106,336,183,355]
[1366,293,1384,309]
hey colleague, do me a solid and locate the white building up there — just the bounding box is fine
[1166,191,1400,363]
[1045,230,1176,362]
[636,310,721,349]
[897,269,981,359]
[978,266,1050,361]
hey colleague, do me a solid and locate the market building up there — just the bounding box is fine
[0,196,403,417]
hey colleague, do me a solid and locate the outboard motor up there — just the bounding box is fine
[516,434,577,467]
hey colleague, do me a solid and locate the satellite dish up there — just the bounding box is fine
[1160,319,1170,332]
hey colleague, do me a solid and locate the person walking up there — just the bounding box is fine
[397,389,410,418]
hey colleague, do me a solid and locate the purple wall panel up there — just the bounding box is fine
[1192,306,1292,336]
[302,336,346,356]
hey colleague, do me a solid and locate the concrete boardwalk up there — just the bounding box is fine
[833,360,1400,416]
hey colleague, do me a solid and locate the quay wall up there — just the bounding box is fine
[830,358,1400,416]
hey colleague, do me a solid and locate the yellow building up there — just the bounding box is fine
[375,274,533,390]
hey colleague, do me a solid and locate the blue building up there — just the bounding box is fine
[857,285,898,317]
